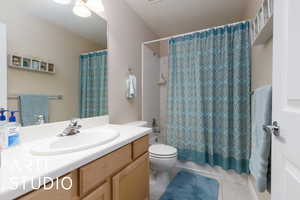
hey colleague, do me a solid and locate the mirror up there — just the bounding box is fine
[1,0,107,126]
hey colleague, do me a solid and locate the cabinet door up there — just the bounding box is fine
[79,144,132,197]
[112,153,149,200]
[82,181,110,200]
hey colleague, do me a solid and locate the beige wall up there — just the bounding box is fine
[251,38,273,90]
[0,2,102,123]
[245,1,272,200]
[103,0,158,124]
[159,41,169,143]
[142,45,160,124]
[245,0,273,90]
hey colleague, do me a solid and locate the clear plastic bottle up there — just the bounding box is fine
[0,108,8,168]
[6,111,21,147]
[0,108,9,149]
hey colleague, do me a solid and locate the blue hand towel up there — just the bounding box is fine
[250,85,272,192]
[20,94,49,126]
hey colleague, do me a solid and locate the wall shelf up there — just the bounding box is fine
[251,0,273,46]
[9,65,55,74]
[8,54,56,74]
[253,16,273,45]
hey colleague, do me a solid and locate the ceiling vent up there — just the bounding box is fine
[147,0,163,4]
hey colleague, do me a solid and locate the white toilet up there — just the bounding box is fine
[124,121,178,183]
[149,144,177,172]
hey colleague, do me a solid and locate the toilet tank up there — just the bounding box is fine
[123,121,158,144]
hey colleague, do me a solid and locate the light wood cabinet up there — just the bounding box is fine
[79,144,132,197]
[18,171,78,200]
[112,153,149,200]
[82,181,110,200]
[132,135,149,160]
[18,136,149,200]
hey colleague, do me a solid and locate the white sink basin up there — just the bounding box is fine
[30,128,120,155]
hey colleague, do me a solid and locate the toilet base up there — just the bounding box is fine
[151,169,172,186]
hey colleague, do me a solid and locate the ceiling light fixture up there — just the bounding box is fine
[73,0,92,18]
[53,0,72,5]
[85,0,105,12]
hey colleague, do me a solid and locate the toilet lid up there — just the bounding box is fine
[149,144,177,157]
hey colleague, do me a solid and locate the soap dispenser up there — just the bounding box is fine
[6,111,21,147]
[0,108,8,125]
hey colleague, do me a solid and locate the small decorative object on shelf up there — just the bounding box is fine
[251,0,273,45]
[251,22,256,42]
[12,55,21,66]
[263,0,269,22]
[269,0,273,16]
[40,62,47,71]
[48,63,55,73]
[32,59,40,70]
[254,17,259,34]
[9,54,55,74]
[258,7,264,29]
[22,57,31,68]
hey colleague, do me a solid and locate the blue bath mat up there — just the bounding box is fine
[160,170,219,200]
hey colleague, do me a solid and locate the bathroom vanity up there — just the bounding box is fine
[18,135,149,200]
[0,121,151,200]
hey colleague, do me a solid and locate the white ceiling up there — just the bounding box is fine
[23,0,107,47]
[124,0,248,37]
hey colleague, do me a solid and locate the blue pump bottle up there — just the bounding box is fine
[0,108,8,125]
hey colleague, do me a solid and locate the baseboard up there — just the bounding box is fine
[248,176,259,200]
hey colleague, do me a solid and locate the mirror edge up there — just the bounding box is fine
[0,22,7,109]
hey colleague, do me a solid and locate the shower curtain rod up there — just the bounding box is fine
[143,19,251,45]
[80,49,108,55]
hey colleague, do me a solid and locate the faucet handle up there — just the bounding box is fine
[70,118,79,126]
[70,119,82,130]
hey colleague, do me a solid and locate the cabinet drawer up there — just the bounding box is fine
[82,181,110,200]
[79,144,132,197]
[132,135,149,160]
[18,172,78,200]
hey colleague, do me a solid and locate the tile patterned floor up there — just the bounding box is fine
[150,161,255,200]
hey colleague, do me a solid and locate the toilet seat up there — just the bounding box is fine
[149,144,177,158]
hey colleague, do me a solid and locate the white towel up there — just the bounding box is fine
[126,75,136,99]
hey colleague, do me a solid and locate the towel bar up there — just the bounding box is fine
[8,94,63,100]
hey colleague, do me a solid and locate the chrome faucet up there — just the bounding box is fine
[36,115,45,125]
[58,119,82,137]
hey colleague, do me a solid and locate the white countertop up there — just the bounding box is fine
[0,124,152,200]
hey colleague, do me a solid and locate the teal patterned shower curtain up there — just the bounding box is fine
[167,22,251,174]
[80,50,108,118]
